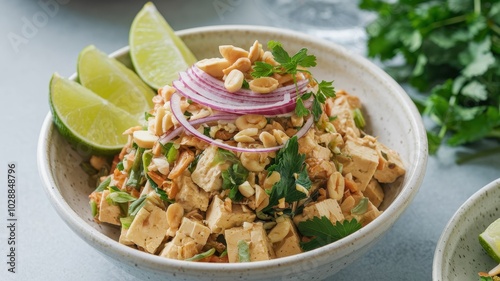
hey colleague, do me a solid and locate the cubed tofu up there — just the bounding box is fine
[126,199,169,254]
[174,171,209,212]
[160,233,199,260]
[225,222,275,263]
[98,190,121,225]
[324,93,361,138]
[340,138,379,192]
[298,130,332,160]
[119,228,135,246]
[364,179,384,208]
[273,218,303,258]
[374,142,406,183]
[206,197,256,234]
[293,198,345,226]
[351,200,382,227]
[191,146,225,192]
[177,217,211,249]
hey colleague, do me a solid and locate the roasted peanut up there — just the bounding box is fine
[238,181,255,198]
[240,152,270,172]
[223,57,252,76]
[248,40,262,63]
[259,131,277,147]
[267,220,291,243]
[272,129,289,145]
[162,112,174,133]
[234,128,258,142]
[291,114,304,127]
[249,77,279,94]
[262,171,280,190]
[235,114,267,130]
[158,85,176,102]
[166,203,184,229]
[327,171,345,202]
[155,106,166,136]
[133,130,159,149]
[224,69,244,93]
[219,45,249,64]
[195,58,230,78]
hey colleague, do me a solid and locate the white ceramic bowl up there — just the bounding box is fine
[37,25,427,281]
[433,178,500,281]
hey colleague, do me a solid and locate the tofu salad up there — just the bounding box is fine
[88,40,406,263]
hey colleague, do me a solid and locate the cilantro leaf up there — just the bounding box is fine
[298,217,362,251]
[263,136,311,214]
[251,61,274,78]
[360,0,500,156]
[221,163,248,202]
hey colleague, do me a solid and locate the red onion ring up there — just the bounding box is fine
[158,113,239,145]
[169,93,314,153]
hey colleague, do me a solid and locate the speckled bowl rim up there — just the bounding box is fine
[37,25,427,276]
[432,178,500,280]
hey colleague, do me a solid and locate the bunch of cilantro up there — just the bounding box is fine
[359,0,500,155]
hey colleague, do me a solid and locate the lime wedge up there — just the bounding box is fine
[49,73,139,155]
[130,2,197,89]
[479,218,500,263]
[77,45,155,120]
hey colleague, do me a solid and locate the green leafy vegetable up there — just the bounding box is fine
[185,248,216,261]
[351,197,369,215]
[160,142,179,164]
[126,147,145,189]
[251,41,335,121]
[360,0,500,155]
[107,191,137,204]
[94,176,111,192]
[120,216,134,229]
[298,217,362,251]
[262,136,312,214]
[128,194,147,216]
[353,108,366,129]
[221,163,248,202]
[90,200,98,217]
[237,240,251,262]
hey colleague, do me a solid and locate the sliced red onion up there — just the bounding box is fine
[169,93,314,153]
[185,69,298,103]
[173,80,299,115]
[159,113,239,145]
[190,65,308,98]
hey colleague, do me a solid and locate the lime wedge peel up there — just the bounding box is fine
[130,2,197,89]
[77,45,155,122]
[479,218,500,263]
[49,73,138,156]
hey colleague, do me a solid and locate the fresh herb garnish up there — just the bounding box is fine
[221,163,248,202]
[298,217,362,251]
[128,194,147,216]
[251,41,335,121]
[107,191,137,204]
[94,176,111,192]
[237,240,251,262]
[126,147,145,189]
[360,0,500,155]
[262,136,312,214]
[185,248,216,261]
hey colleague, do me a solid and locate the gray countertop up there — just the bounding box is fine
[1,1,499,280]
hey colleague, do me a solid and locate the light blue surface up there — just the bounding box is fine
[0,1,498,280]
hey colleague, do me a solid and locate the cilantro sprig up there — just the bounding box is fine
[252,41,335,122]
[262,136,312,215]
[298,216,362,251]
[360,0,500,156]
